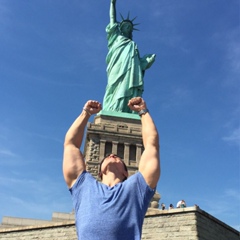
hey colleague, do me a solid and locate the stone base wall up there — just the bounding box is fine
[196,210,239,240]
[0,207,239,240]
[0,222,77,240]
[142,209,198,240]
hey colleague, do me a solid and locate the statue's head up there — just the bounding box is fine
[119,13,139,39]
[120,20,133,38]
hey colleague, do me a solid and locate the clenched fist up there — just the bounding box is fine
[128,97,147,113]
[83,100,102,115]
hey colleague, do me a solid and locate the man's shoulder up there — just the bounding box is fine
[124,172,143,185]
[70,171,97,191]
[126,171,156,192]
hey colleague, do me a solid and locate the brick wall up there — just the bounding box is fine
[196,210,239,240]
[0,222,77,240]
[142,207,239,240]
[0,207,239,240]
[142,209,198,239]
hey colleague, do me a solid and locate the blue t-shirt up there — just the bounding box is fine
[70,171,155,240]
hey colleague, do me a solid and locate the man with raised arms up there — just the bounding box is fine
[63,97,160,240]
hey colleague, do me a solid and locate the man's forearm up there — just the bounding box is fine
[64,110,90,149]
[141,112,159,149]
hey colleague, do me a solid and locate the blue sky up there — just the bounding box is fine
[0,0,239,231]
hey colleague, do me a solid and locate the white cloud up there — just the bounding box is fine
[213,28,240,87]
[161,86,192,109]
[224,189,240,201]
[0,1,11,26]
[226,30,240,74]
[0,173,72,220]
[222,127,240,146]
[199,187,240,230]
[1,194,71,221]
[0,149,17,157]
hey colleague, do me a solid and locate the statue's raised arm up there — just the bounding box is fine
[102,0,156,113]
[110,0,117,26]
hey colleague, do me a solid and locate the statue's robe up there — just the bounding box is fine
[103,23,144,113]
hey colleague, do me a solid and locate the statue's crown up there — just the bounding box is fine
[119,12,140,31]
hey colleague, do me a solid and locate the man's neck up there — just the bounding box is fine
[101,173,122,187]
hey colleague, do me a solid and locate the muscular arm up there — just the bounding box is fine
[128,97,160,189]
[110,0,117,26]
[139,112,160,188]
[63,100,102,188]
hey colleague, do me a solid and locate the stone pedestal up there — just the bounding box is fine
[83,113,160,208]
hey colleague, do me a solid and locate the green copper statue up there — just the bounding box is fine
[102,0,156,113]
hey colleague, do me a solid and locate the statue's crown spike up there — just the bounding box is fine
[119,13,140,31]
[127,11,130,20]
[131,16,137,22]
[120,13,124,21]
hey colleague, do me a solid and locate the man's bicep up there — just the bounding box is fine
[138,146,160,189]
[63,145,86,188]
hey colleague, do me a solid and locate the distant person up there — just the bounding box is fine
[177,200,186,208]
[181,200,186,208]
[169,203,174,209]
[161,203,166,210]
[102,0,156,113]
[63,97,160,240]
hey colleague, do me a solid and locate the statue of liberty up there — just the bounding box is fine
[102,0,156,113]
